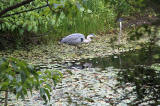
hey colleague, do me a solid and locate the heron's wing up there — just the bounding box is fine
[67,33,85,38]
[61,33,85,45]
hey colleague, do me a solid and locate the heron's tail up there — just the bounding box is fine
[60,38,63,43]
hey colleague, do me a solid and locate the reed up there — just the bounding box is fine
[48,0,116,42]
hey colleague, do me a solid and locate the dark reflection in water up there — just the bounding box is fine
[67,45,160,105]
[68,45,160,69]
[117,66,160,105]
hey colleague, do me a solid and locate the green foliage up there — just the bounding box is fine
[0,0,81,34]
[0,0,52,34]
[129,25,160,46]
[49,0,116,40]
[0,0,116,44]
[1,0,159,45]
[0,57,62,104]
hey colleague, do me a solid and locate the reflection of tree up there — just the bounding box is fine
[78,45,160,105]
[117,66,160,105]
[80,46,160,69]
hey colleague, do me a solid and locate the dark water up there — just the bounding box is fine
[67,45,160,70]
[37,45,160,105]
[65,45,160,105]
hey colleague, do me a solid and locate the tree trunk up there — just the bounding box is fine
[4,90,8,106]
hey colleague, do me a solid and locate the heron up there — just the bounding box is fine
[60,33,95,45]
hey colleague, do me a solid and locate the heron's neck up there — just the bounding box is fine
[83,36,91,43]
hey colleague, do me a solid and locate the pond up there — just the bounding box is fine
[30,45,160,106]
[2,42,160,106]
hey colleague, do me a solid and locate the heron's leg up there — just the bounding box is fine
[73,45,83,55]
[71,45,78,54]
[77,45,82,49]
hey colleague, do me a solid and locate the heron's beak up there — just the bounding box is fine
[93,35,97,38]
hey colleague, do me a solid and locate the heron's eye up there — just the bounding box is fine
[81,38,83,42]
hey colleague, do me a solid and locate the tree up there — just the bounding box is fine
[0,0,83,35]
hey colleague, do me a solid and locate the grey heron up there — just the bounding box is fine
[60,33,95,45]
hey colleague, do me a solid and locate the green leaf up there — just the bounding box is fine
[30,15,34,21]
[44,84,52,91]
[10,0,14,5]
[33,26,38,32]
[11,25,16,31]
[0,82,9,90]
[22,22,27,28]
[27,25,32,32]
[44,88,50,101]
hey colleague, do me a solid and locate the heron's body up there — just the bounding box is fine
[60,33,94,45]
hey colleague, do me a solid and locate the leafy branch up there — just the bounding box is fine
[0,57,62,105]
[0,0,35,17]
[0,4,49,18]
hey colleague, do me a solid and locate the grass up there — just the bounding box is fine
[47,0,116,42]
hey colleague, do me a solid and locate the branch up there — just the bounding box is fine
[0,4,49,18]
[5,90,8,106]
[0,0,34,17]
[46,0,54,12]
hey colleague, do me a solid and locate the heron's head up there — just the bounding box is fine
[87,33,95,39]
[83,34,95,43]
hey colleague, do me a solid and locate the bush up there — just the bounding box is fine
[0,57,62,105]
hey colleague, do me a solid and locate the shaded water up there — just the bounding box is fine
[63,45,160,105]
[67,45,160,69]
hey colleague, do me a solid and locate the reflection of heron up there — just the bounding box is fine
[83,62,92,68]
[60,33,95,45]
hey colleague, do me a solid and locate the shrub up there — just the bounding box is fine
[0,57,62,105]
